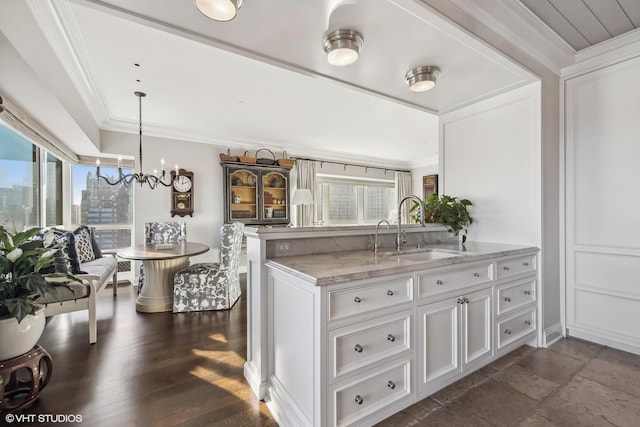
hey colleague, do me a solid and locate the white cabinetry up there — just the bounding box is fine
[417,287,492,397]
[265,249,538,427]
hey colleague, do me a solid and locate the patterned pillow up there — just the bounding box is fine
[73,226,95,263]
[37,228,70,275]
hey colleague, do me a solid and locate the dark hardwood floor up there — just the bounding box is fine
[20,278,277,427]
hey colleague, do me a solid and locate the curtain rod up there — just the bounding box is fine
[292,156,410,174]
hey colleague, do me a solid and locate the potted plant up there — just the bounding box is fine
[0,225,77,360]
[411,193,473,244]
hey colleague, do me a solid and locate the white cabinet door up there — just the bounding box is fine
[419,287,493,397]
[418,297,461,394]
[461,287,493,371]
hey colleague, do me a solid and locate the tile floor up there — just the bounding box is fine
[376,338,640,426]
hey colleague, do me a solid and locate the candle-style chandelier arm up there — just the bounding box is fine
[94,91,177,190]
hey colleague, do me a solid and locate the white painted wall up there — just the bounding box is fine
[101,130,225,264]
[440,83,541,246]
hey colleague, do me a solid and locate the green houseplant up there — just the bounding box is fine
[412,193,473,243]
[0,225,76,323]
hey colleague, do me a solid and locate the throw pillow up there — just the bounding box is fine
[59,231,86,274]
[73,226,95,263]
[37,228,70,275]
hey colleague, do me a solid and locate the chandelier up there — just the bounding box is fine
[96,91,176,189]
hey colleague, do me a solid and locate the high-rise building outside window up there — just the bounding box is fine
[71,165,133,251]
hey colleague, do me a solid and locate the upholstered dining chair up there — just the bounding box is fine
[138,221,187,294]
[173,222,244,312]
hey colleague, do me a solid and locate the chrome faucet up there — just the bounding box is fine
[397,195,425,251]
[374,219,390,254]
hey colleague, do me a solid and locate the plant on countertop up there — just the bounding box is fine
[0,224,78,323]
[411,193,473,243]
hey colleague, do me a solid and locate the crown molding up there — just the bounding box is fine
[27,0,111,126]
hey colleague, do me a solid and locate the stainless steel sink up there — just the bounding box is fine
[377,247,470,261]
[395,249,461,261]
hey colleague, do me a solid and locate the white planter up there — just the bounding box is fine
[0,306,46,360]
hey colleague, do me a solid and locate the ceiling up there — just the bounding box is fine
[3,0,541,168]
[519,0,640,51]
[7,1,640,169]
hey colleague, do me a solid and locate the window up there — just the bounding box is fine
[315,175,395,226]
[45,153,63,226]
[0,122,63,230]
[71,165,134,250]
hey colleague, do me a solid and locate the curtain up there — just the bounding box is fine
[295,159,316,227]
[395,171,412,224]
[0,94,78,163]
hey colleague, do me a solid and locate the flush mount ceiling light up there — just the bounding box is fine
[323,29,364,66]
[194,0,242,22]
[405,66,441,92]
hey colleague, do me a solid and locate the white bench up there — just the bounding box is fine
[39,253,118,344]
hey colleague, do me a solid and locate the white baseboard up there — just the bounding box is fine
[568,326,640,356]
[543,322,564,347]
[244,361,267,400]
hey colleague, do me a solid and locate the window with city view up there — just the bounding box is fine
[315,177,395,226]
[0,122,62,230]
[71,165,134,251]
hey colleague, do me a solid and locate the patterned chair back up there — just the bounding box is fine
[144,222,187,244]
[220,222,244,272]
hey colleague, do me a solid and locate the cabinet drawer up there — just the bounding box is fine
[418,263,492,300]
[328,277,413,322]
[497,309,536,350]
[496,279,536,317]
[496,254,536,279]
[330,312,411,382]
[332,359,411,427]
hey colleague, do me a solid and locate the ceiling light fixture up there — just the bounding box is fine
[96,92,177,190]
[194,0,242,22]
[405,66,440,92]
[323,29,364,66]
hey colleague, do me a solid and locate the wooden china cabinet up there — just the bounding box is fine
[221,162,290,225]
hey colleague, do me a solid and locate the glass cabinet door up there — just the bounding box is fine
[262,171,288,221]
[229,169,258,222]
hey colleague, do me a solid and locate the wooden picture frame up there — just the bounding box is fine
[423,174,438,198]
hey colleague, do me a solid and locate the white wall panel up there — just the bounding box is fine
[565,54,640,354]
[441,84,541,247]
[575,252,640,297]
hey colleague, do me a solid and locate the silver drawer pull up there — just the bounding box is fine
[387,334,396,342]
[523,262,530,266]
[504,297,511,302]
[525,320,532,325]
[503,266,510,271]
[473,272,480,277]
[354,296,361,303]
[436,280,444,285]
[387,381,396,390]
[354,344,363,353]
[386,290,394,296]
[355,395,363,405]
[504,329,512,335]
[524,290,532,296]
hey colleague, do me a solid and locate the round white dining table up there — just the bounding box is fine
[117,242,209,313]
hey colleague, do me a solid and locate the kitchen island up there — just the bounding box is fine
[243,225,539,426]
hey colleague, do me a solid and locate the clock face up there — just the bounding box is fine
[173,175,192,192]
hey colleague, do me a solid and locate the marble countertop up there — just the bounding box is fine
[265,242,539,286]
